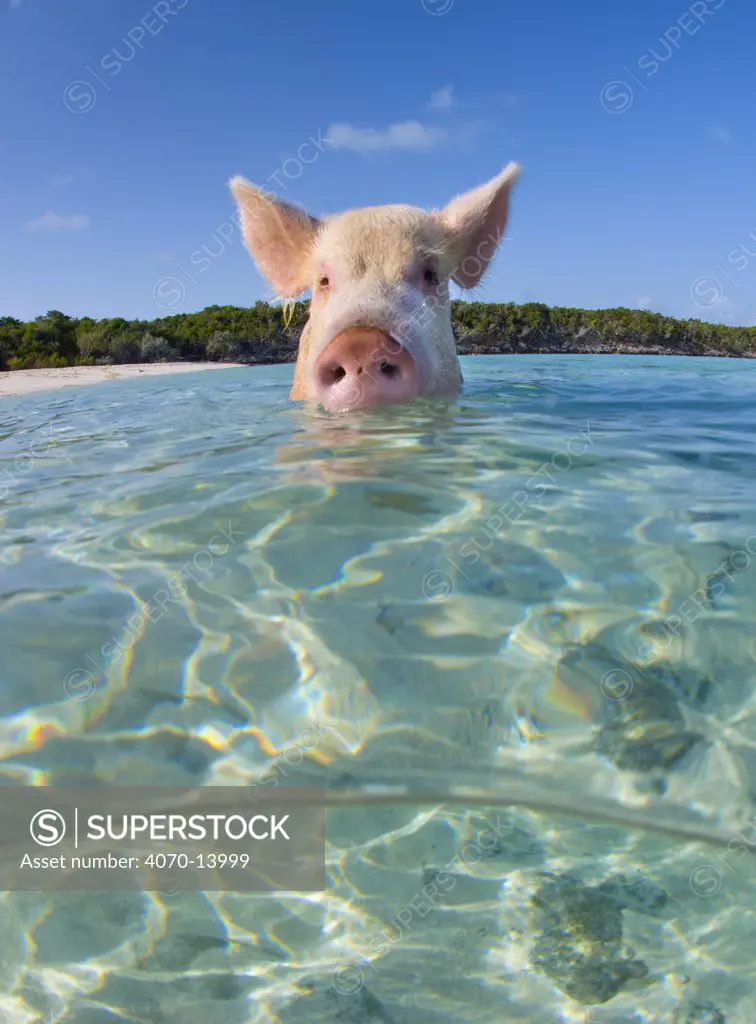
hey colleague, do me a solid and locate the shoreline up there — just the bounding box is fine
[0,362,247,398]
[1,345,753,399]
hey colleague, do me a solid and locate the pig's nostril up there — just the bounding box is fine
[379,361,400,379]
[327,366,346,383]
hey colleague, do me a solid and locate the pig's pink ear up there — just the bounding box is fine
[439,162,521,288]
[229,176,321,297]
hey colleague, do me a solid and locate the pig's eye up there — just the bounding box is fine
[423,267,439,287]
[318,275,330,288]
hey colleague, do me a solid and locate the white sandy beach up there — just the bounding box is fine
[0,362,247,397]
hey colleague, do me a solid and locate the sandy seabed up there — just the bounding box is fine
[0,362,247,398]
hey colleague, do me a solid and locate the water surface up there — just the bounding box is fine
[1,355,755,1023]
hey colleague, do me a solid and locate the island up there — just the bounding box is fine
[2,301,754,372]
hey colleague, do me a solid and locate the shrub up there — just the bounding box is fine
[206,330,240,362]
[140,333,176,362]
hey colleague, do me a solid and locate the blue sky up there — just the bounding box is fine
[1,0,755,326]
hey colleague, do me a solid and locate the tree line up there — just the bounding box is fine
[1,300,754,372]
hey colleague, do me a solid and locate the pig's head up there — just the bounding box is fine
[229,162,521,412]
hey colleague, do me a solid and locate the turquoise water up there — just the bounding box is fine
[1,354,756,1023]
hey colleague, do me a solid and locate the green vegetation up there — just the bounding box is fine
[1,301,754,372]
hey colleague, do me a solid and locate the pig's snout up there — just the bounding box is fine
[312,328,419,412]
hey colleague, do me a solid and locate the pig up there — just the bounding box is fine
[229,162,521,412]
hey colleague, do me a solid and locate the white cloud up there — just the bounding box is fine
[50,174,76,188]
[708,124,731,143]
[636,296,651,309]
[27,211,90,232]
[326,120,449,154]
[9,0,23,9]
[428,85,455,111]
